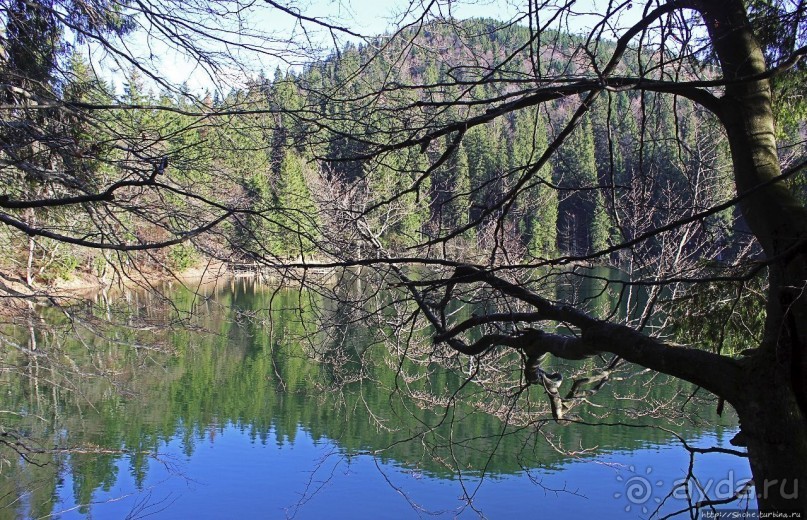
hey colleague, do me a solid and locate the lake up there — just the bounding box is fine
[0,277,754,518]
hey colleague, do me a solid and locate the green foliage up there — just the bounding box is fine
[430,137,471,236]
[771,73,807,141]
[273,151,320,255]
[52,252,80,281]
[669,272,767,355]
[0,15,742,276]
[3,0,61,89]
[367,147,431,249]
[553,115,607,255]
[167,243,199,271]
[510,109,557,257]
[465,123,507,226]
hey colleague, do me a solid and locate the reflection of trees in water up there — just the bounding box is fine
[0,281,733,517]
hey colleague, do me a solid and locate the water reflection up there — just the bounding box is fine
[0,278,747,518]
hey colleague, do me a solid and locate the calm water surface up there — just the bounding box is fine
[0,278,753,519]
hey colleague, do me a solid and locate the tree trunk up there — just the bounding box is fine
[734,354,807,512]
[697,0,807,512]
[26,208,36,286]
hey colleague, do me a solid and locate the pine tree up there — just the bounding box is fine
[274,150,319,256]
[430,136,471,236]
[553,114,607,255]
[510,109,558,257]
[465,123,505,225]
[369,147,431,249]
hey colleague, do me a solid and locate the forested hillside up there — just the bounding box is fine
[1,17,801,285]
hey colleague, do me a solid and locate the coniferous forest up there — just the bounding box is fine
[5,18,796,284]
[3,2,807,514]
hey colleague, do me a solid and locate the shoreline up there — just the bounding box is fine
[0,258,342,305]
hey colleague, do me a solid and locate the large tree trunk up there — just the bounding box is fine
[734,353,807,512]
[698,0,807,512]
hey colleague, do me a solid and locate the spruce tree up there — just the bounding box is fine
[510,109,557,257]
[553,114,607,255]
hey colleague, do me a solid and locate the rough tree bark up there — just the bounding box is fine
[698,0,807,511]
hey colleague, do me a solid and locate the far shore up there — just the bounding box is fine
[0,258,341,305]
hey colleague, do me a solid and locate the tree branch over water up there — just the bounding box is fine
[1,0,806,515]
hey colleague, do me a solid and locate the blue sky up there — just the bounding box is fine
[95,0,521,94]
[94,0,639,95]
